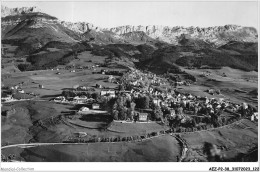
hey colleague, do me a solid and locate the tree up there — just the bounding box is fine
[135,96,150,109]
[153,105,163,121]
[62,90,76,98]
[118,107,127,120]
[100,97,109,110]
[126,108,132,120]
[143,96,150,109]
[139,81,145,88]
[125,83,133,91]
[111,96,127,120]
[91,92,100,100]
[118,84,125,91]
[149,101,156,110]
[130,102,136,111]
[113,110,119,120]
[17,63,32,71]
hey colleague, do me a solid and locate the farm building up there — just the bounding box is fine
[79,107,89,112]
[17,89,25,93]
[96,84,102,88]
[54,96,66,102]
[73,96,87,104]
[77,86,87,90]
[176,81,184,86]
[153,99,161,106]
[100,90,116,97]
[39,84,44,89]
[208,89,214,95]
[138,113,148,122]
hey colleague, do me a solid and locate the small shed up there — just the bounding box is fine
[208,89,214,95]
[96,84,102,88]
[17,89,25,93]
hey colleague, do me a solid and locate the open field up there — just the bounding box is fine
[1,101,72,145]
[179,67,258,107]
[180,119,258,161]
[2,51,125,98]
[2,135,181,162]
[1,100,169,145]
[2,119,257,162]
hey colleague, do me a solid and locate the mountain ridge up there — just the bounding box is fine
[1,5,258,72]
[1,5,41,17]
[1,5,258,47]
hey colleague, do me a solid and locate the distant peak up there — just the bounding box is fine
[1,5,42,17]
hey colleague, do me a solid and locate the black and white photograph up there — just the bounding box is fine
[0,0,259,171]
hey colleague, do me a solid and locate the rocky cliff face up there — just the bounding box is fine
[1,6,41,17]
[59,22,258,46]
[105,25,258,46]
[1,5,258,47]
[59,21,101,33]
[1,6,58,36]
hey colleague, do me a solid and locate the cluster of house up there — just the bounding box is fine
[201,71,211,77]
[1,83,37,102]
[100,90,116,97]
[53,95,96,105]
[100,69,124,76]
[119,69,257,124]
[1,94,13,102]
[78,103,101,112]
[122,69,168,88]
[8,85,25,94]
[206,89,221,95]
[51,64,103,75]
[53,68,257,125]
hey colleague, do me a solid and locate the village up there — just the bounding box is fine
[37,67,258,131]
[1,56,258,163]
[2,66,258,129]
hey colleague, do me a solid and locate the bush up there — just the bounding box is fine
[17,63,33,71]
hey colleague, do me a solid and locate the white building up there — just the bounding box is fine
[17,89,25,93]
[79,107,89,112]
[153,99,161,106]
[92,103,100,109]
[54,96,66,102]
[100,90,116,97]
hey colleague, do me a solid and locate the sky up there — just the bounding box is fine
[2,1,258,28]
